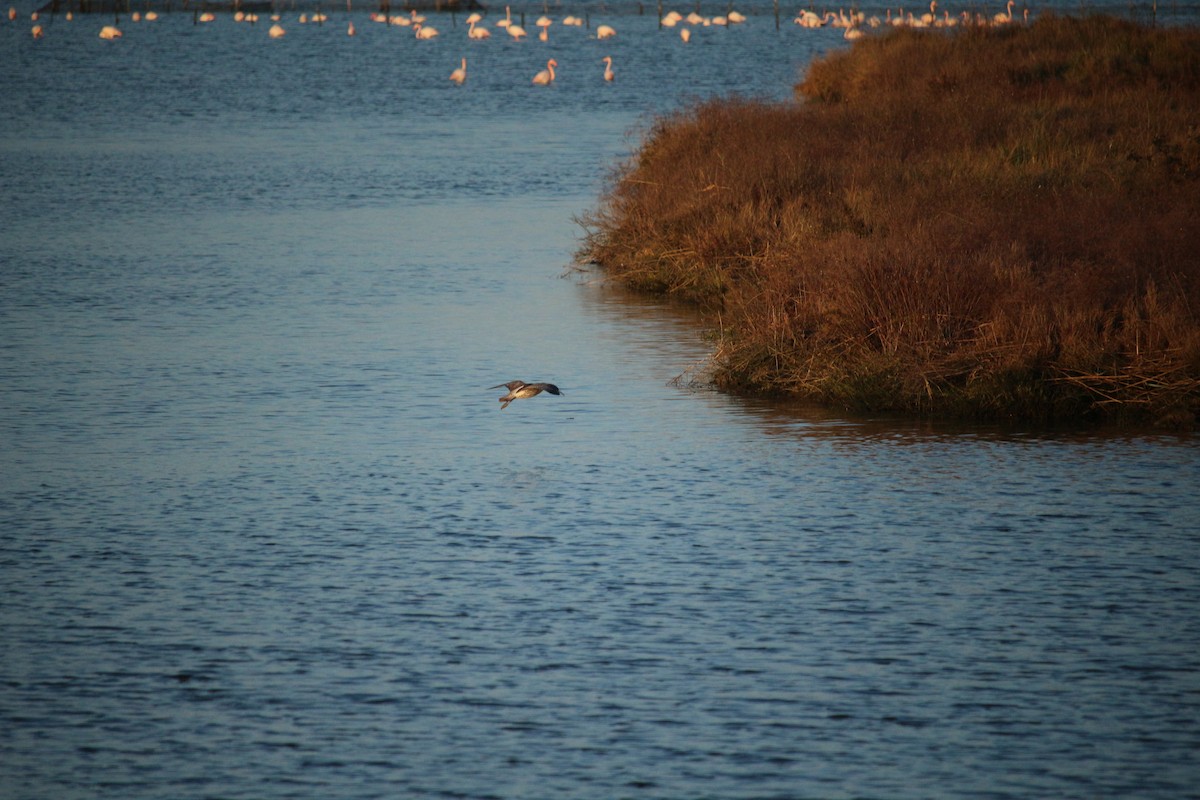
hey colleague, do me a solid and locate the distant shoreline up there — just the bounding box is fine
[580,14,1200,427]
[33,0,487,15]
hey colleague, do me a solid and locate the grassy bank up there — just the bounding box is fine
[579,15,1200,426]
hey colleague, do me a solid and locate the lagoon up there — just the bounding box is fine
[2,5,1199,798]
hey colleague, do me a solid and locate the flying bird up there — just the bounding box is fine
[490,380,563,409]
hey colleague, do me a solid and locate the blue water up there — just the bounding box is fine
[2,5,1199,799]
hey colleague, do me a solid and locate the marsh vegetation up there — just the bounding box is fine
[580,14,1200,425]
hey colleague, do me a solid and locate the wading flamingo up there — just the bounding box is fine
[794,10,822,27]
[680,27,691,42]
[268,23,285,37]
[507,22,527,39]
[921,1,937,26]
[450,57,467,84]
[602,55,614,82]
[414,23,438,39]
[468,20,490,38]
[98,24,122,39]
[596,23,616,39]
[532,58,557,85]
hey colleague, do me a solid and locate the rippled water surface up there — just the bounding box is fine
[3,5,1199,799]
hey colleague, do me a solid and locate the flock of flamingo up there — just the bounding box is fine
[10,3,1030,72]
[794,0,1027,39]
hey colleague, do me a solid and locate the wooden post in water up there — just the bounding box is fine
[657,0,662,27]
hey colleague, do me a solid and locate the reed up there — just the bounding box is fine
[579,14,1200,426]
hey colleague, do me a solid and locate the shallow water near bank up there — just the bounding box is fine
[3,5,1200,799]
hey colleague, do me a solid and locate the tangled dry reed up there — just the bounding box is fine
[579,14,1200,426]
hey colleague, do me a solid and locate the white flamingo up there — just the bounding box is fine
[794,10,825,27]
[532,58,557,85]
[468,20,490,39]
[98,24,122,39]
[596,24,616,39]
[450,58,467,84]
[921,0,937,25]
[414,23,438,39]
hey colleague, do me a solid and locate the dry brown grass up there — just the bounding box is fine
[579,14,1200,426]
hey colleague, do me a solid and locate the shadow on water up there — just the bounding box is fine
[575,269,1200,448]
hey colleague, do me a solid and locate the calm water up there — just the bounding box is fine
[3,5,1200,799]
